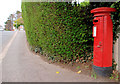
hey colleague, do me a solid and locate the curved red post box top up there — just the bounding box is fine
[91,7,116,16]
[91,7,116,13]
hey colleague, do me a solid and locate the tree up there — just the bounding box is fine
[16,10,21,14]
[13,18,24,28]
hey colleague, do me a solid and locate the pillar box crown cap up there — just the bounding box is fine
[91,7,116,14]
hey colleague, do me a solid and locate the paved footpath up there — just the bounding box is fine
[2,31,117,82]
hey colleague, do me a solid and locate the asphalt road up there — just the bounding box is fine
[0,31,15,83]
[1,31,116,82]
[0,31,15,53]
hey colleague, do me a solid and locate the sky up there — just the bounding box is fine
[0,0,22,27]
[0,0,84,28]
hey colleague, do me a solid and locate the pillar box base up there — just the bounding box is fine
[93,65,112,77]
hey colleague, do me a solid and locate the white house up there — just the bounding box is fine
[19,25,24,31]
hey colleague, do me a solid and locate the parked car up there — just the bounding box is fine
[0,28,4,31]
[0,25,4,31]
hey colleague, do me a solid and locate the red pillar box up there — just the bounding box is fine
[91,7,116,77]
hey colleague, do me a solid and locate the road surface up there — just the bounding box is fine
[0,31,16,83]
[1,30,117,82]
[0,31,15,53]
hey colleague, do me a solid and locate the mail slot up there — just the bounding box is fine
[91,7,116,77]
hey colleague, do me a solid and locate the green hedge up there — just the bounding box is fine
[22,2,120,63]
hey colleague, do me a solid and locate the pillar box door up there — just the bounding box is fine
[91,7,116,76]
[93,16,104,67]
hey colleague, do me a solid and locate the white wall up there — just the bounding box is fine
[114,33,120,72]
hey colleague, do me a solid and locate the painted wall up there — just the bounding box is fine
[114,33,120,72]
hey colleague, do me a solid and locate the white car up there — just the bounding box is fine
[0,28,4,31]
[0,25,4,31]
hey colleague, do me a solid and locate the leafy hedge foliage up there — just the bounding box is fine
[22,2,120,63]
[111,2,120,40]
